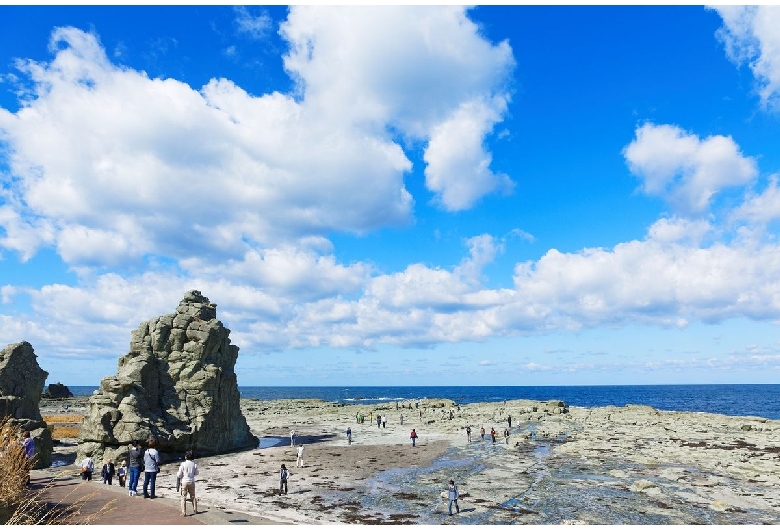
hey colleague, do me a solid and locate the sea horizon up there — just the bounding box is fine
[63,383,780,420]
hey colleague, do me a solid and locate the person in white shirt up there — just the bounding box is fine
[296,445,305,468]
[176,450,199,516]
[80,456,94,481]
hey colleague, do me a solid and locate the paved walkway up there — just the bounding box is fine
[30,469,277,525]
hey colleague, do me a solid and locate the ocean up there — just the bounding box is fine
[67,384,780,420]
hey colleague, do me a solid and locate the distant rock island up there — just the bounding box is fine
[0,341,53,468]
[77,290,257,464]
[43,382,74,399]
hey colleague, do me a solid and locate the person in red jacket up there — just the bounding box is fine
[410,429,418,447]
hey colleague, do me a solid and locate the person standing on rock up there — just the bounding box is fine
[447,480,460,516]
[177,450,199,516]
[142,437,160,499]
[410,428,418,447]
[127,440,142,496]
[279,464,289,495]
[296,445,305,468]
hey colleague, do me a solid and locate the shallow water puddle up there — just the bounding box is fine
[257,436,288,449]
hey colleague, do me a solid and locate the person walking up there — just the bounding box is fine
[279,464,289,495]
[80,455,94,481]
[503,428,510,444]
[127,440,142,496]
[410,428,418,447]
[142,437,161,499]
[101,459,116,485]
[117,460,127,488]
[400,413,404,425]
[480,426,485,441]
[447,480,460,516]
[507,415,512,428]
[346,427,352,445]
[490,427,497,444]
[296,445,305,468]
[377,415,382,428]
[466,426,472,442]
[177,450,199,516]
[290,429,296,447]
[382,415,387,428]
[21,431,34,486]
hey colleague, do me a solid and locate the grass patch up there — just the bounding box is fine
[51,426,81,438]
[42,415,85,424]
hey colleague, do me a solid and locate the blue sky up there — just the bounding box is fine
[2,5,780,387]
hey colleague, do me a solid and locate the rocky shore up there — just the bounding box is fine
[39,396,780,524]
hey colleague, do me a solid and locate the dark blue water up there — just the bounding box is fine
[66,385,780,420]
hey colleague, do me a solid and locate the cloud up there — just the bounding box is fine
[424,97,514,211]
[623,123,758,214]
[0,27,414,265]
[280,6,515,209]
[713,5,780,110]
[0,8,514,268]
[512,234,780,329]
[731,175,780,225]
[233,6,273,40]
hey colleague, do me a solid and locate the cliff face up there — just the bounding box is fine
[77,290,257,463]
[0,341,53,468]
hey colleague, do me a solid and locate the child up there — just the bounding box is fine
[117,460,127,487]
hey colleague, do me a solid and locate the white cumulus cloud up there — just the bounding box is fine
[623,123,758,214]
[713,5,780,110]
[0,9,514,268]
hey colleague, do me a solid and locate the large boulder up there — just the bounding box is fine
[0,342,53,468]
[43,382,74,399]
[77,290,257,464]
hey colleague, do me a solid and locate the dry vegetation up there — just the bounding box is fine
[0,417,113,524]
[50,426,81,438]
[43,414,84,440]
[42,415,84,424]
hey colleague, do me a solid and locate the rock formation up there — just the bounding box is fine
[77,290,257,464]
[43,382,74,399]
[0,341,53,468]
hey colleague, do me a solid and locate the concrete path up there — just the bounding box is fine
[29,469,279,525]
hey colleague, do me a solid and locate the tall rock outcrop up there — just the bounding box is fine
[0,341,53,468]
[77,290,257,464]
